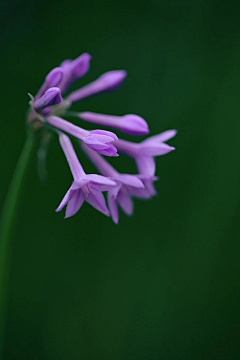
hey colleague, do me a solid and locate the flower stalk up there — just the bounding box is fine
[0,130,38,356]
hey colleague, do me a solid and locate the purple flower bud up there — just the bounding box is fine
[34,87,62,110]
[56,133,116,218]
[84,130,118,157]
[98,70,127,91]
[35,67,63,100]
[46,67,64,87]
[78,112,149,135]
[67,70,127,103]
[59,53,92,93]
[47,116,119,157]
[72,53,92,78]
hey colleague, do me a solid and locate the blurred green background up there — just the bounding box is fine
[1,0,240,359]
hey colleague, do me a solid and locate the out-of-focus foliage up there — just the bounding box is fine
[0,0,239,359]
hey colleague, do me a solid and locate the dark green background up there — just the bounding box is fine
[1,0,240,359]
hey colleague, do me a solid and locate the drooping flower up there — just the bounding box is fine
[27,53,176,221]
[56,133,116,218]
[81,144,157,224]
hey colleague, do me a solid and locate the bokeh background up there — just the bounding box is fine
[1,0,240,359]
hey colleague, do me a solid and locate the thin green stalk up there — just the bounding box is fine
[0,131,37,356]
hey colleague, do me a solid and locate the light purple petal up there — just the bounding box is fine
[84,137,110,150]
[85,174,116,185]
[65,190,84,218]
[90,129,118,141]
[96,144,119,157]
[140,143,175,156]
[56,188,73,212]
[135,155,156,177]
[118,174,144,188]
[84,174,116,191]
[130,187,152,199]
[144,179,157,196]
[108,191,119,224]
[117,191,133,215]
[71,179,89,190]
[143,130,177,144]
[85,189,110,216]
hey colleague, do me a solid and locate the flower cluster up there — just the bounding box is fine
[28,53,176,223]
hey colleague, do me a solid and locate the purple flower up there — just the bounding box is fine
[67,70,127,103]
[78,112,149,135]
[115,130,177,176]
[56,133,116,218]
[33,87,62,110]
[47,116,118,156]
[27,53,177,221]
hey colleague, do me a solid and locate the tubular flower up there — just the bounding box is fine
[27,53,176,221]
[56,133,116,218]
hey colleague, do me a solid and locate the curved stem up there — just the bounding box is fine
[0,131,37,357]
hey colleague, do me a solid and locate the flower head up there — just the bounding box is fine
[27,53,176,222]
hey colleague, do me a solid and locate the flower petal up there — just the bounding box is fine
[65,190,84,218]
[108,191,119,224]
[130,187,152,199]
[56,188,73,212]
[135,156,156,177]
[85,189,110,216]
[142,129,177,144]
[117,191,133,215]
[140,143,175,156]
[91,129,118,141]
[118,174,144,188]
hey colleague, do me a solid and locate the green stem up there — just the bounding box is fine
[0,131,37,357]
